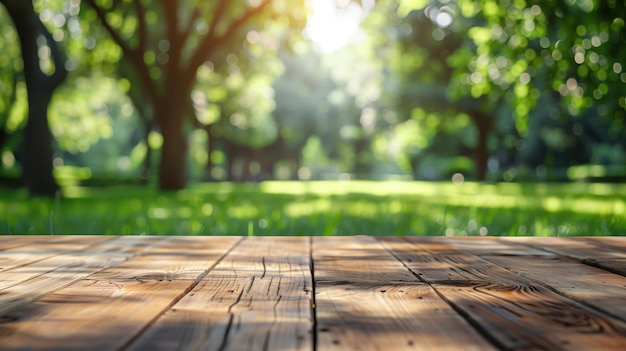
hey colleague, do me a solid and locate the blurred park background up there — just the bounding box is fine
[0,0,625,235]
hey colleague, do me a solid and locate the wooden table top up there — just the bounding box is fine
[1,235,626,350]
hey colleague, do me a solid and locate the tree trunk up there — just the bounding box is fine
[158,117,187,190]
[122,62,153,186]
[23,94,58,194]
[140,119,152,185]
[204,125,217,181]
[352,138,371,176]
[2,0,67,196]
[471,111,492,182]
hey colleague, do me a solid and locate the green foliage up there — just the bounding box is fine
[3,0,625,188]
[360,0,626,182]
[452,0,626,132]
[567,164,626,182]
[47,74,146,179]
[49,75,116,153]
[0,6,26,159]
[0,181,623,235]
[195,60,280,148]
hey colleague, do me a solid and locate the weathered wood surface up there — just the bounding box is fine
[1,236,626,350]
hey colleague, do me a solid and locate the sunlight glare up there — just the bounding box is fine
[304,0,365,53]
[436,12,452,28]
[426,6,454,28]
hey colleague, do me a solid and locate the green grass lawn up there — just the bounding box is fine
[1,181,624,235]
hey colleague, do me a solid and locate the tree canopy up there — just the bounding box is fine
[1,0,625,193]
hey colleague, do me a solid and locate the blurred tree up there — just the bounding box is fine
[198,45,334,181]
[448,0,626,132]
[82,0,307,190]
[362,0,497,180]
[39,0,159,184]
[0,12,21,181]
[1,0,67,195]
[49,75,143,176]
[329,46,385,176]
[190,41,285,181]
[305,2,392,178]
[230,47,329,179]
[449,0,626,176]
[265,46,335,179]
[373,0,626,179]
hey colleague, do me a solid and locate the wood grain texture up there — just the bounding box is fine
[583,258,626,276]
[503,236,626,260]
[128,236,313,351]
[425,236,626,320]
[578,237,626,275]
[383,237,626,350]
[2,236,626,351]
[0,235,57,251]
[584,236,626,251]
[313,236,417,284]
[0,279,191,351]
[482,254,626,321]
[0,236,167,315]
[0,235,113,273]
[424,236,556,257]
[314,236,495,350]
[89,236,241,281]
[502,237,626,275]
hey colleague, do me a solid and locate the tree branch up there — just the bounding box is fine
[84,0,160,106]
[161,1,185,92]
[35,15,67,90]
[164,0,179,43]
[220,0,273,42]
[206,0,231,45]
[188,0,272,74]
[134,0,147,53]
[181,7,200,40]
[84,0,135,57]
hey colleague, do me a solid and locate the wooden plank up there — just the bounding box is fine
[2,236,626,351]
[314,236,418,284]
[583,258,626,276]
[584,237,626,251]
[0,236,166,288]
[0,278,191,350]
[88,236,241,281]
[481,254,626,322]
[0,235,54,251]
[422,236,556,256]
[502,236,626,260]
[78,235,168,256]
[383,237,626,350]
[502,237,626,275]
[0,235,114,273]
[578,238,626,275]
[426,237,626,318]
[127,236,313,351]
[0,236,167,315]
[314,236,496,351]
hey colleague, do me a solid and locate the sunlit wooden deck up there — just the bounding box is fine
[1,236,626,350]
